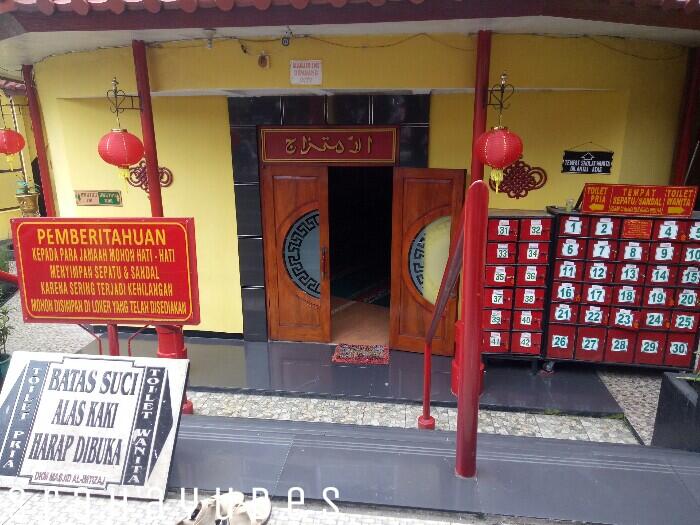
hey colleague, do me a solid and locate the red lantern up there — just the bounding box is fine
[98,128,144,179]
[0,128,25,156]
[475,127,523,192]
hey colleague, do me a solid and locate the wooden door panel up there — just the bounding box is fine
[262,165,330,342]
[390,168,465,355]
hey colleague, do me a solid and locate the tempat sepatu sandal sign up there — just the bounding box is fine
[0,352,188,499]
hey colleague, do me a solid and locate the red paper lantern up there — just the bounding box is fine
[474,127,523,192]
[0,128,25,156]
[98,128,144,179]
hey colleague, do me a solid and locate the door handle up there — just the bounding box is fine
[321,247,328,280]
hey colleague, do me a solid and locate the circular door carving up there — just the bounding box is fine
[283,210,321,299]
[407,215,451,305]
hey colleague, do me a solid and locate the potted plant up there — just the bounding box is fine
[651,364,700,451]
[0,306,13,383]
[15,179,40,217]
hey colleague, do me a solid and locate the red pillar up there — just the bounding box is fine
[673,48,700,185]
[470,31,492,184]
[21,65,57,217]
[107,324,120,356]
[132,40,193,414]
[455,181,488,479]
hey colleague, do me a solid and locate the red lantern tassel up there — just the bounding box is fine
[490,168,504,193]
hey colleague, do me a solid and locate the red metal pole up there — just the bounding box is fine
[21,65,57,217]
[107,324,120,356]
[418,342,435,429]
[470,30,492,184]
[672,48,700,185]
[455,180,489,479]
[132,40,193,414]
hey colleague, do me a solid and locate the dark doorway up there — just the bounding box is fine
[329,166,393,345]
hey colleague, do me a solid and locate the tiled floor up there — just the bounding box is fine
[597,369,663,445]
[187,391,638,444]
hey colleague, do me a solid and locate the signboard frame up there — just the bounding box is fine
[11,217,200,325]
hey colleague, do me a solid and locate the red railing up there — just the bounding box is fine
[418,180,489,479]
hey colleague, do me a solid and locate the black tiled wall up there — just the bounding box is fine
[230,94,430,341]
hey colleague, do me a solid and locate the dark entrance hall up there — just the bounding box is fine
[328,166,393,345]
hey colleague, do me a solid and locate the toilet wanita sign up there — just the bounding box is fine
[0,352,188,500]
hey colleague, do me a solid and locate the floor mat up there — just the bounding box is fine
[332,344,390,365]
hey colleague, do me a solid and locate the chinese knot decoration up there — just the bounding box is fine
[98,128,144,181]
[127,159,174,193]
[487,158,547,199]
[474,126,523,193]
[0,128,25,170]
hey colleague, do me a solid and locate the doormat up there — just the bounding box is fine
[332,344,390,365]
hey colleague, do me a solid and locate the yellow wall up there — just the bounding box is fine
[32,32,688,333]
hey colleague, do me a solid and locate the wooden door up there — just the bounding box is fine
[389,168,465,355]
[261,165,331,342]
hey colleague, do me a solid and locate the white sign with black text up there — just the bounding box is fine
[0,352,188,500]
[290,60,323,85]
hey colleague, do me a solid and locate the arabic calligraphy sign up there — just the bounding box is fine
[581,184,698,217]
[260,127,398,164]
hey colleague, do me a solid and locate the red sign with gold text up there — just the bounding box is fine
[12,218,200,325]
[581,184,698,217]
[260,127,398,164]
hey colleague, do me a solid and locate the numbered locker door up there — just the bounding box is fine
[261,165,331,342]
[389,168,465,354]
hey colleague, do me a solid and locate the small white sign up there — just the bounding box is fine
[290,60,322,85]
[0,352,188,500]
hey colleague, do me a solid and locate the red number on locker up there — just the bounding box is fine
[484,288,514,308]
[560,215,589,237]
[547,324,576,359]
[641,310,670,330]
[675,288,699,309]
[486,242,516,264]
[556,238,586,259]
[682,244,700,264]
[613,285,642,307]
[678,266,700,288]
[579,304,609,325]
[520,218,552,241]
[670,311,699,332]
[610,307,639,329]
[618,241,649,263]
[575,327,606,362]
[582,284,612,305]
[511,332,542,355]
[584,262,614,283]
[665,333,695,368]
[485,265,515,287]
[590,217,620,238]
[643,287,673,308]
[482,309,511,330]
[645,265,677,286]
[604,330,637,364]
[488,218,518,241]
[653,219,687,241]
[552,281,581,303]
[651,242,681,264]
[518,242,549,264]
[614,263,644,284]
[587,240,617,261]
[554,260,582,281]
[513,309,543,331]
[635,332,666,366]
[483,331,509,354]
[516,265,547,287]
[549,303,578,324]
[515,288,545,309]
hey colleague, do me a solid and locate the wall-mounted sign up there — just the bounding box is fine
[581,184,698,216]
[11,217,200,324]
[74,190,122,207]
[290,60,322,85]
[260,127,397,164]
[0,352,188,500]
[621,219,653,239]
[562,151,613,174]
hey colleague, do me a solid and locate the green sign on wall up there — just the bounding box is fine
[74,190,123,206]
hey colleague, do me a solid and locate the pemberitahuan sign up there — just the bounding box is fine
[0,352,188,499]
[581,183,698,217]
[260,127,398,164]
[11,218,200,325]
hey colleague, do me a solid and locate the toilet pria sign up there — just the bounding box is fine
[0,352,188,500]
